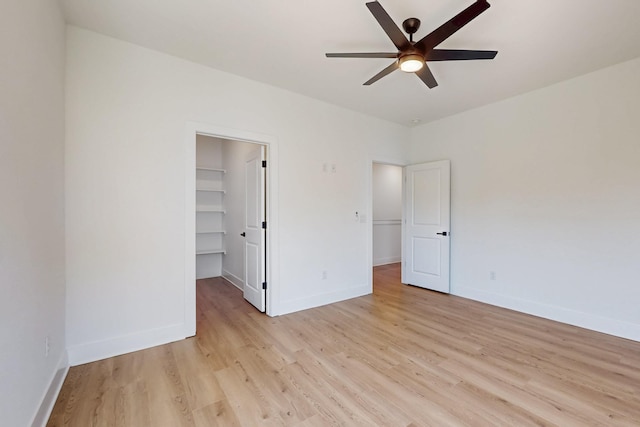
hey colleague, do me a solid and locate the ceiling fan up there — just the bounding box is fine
[325,0,498,88]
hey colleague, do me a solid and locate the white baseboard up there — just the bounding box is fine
[276,284,371,316]
[222,269,244,291]
[454,285,640,342]
[67,323,186,366]
[31,351,69,427]
[373,256,401,267]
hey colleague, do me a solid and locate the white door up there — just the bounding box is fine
[243,146,266,311]
[402,160,450,293]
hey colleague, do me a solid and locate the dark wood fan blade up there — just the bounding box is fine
[414,1,490,53]
[326,52,398,59]
[415,64,438,89]
[364,61,399,85]
[366,1,411,51]
[426,49,497,61]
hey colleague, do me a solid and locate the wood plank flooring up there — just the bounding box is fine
[48,263,640,426]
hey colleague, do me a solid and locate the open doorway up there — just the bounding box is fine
[370,160,451,295]
[372,163,403,268]
[195,135,266,313]
[185,123,278,337]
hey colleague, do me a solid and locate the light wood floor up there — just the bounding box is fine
[48,264,640,426]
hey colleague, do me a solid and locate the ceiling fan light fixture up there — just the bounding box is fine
[399,54,424,72]
[325,1,497,88]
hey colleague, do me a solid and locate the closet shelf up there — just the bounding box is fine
[196,148,226,279]
[196,188,225,193]
[196,166,226,173]
[196,206,225,213]
[196,249,226,255]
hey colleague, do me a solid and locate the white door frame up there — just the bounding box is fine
[185,122,279,336]
[367,158,451,292]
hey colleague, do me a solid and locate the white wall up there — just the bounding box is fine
[65,27,409,364]
[372,163,402,266]
[409,57,640,341]
[222,139,261,289]
[0,1,67,426]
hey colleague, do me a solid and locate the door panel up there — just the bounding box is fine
[402,160,450,293]
[412,237,441,275]
[413,169,441,225]
[243,146,266,312]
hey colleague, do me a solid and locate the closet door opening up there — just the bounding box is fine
[195,135,267,312]
[372,162,403,270]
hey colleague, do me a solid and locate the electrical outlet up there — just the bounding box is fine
[45,336,50,358]
[322,270,327,280]
[489,271,496,281]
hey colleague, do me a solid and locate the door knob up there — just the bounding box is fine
[436,231,448,236]
[240,232,246,237]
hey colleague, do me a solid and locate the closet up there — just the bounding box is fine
[195,135,264,291]
[196,136,225,279]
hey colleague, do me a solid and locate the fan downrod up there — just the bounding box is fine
[402,18,421,42]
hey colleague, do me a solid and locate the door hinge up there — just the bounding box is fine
[262,160,267,168]
[262,282,267,290]
[262,221,267,229]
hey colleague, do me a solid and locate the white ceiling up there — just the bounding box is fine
[61,0,640,126]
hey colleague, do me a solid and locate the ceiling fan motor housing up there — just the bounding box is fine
[402,17,421,39]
